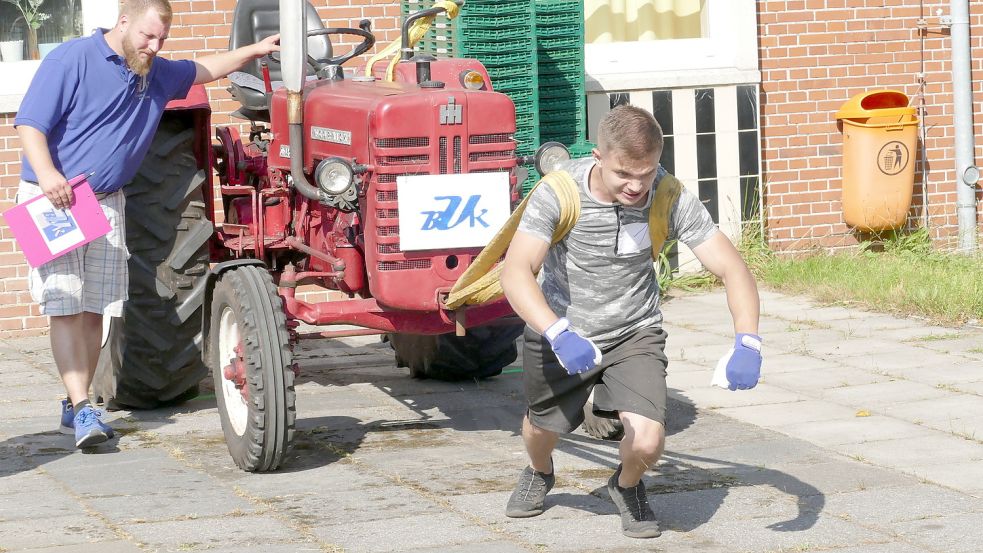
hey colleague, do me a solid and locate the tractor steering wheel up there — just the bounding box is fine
[305,27,376,69]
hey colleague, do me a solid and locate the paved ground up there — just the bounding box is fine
[1,289,982,552]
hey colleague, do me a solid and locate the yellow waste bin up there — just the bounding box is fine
[835,89,919,232]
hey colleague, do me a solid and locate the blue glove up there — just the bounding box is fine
[722,333,762,390]
[543,318,602,375]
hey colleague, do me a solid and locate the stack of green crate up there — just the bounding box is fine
[402,0,540,157]
[535,0,587,151]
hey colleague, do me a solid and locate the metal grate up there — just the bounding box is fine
[379,154,429,166]
[377,190,398,201]
[375,209,399,219]
[470,133,513,144]
[439,137,448,174]
[377,225,399,236]
[377,243,402,254]
[469,150,514,162]
[379,259,431,271]
[453,136,462,173]
[376,137,429,148]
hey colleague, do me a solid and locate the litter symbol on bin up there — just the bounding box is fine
[877,141,909,176]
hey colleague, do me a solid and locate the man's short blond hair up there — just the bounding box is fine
[596,105,664,161]
[121,0,173,23]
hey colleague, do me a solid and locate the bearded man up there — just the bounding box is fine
[13,0,279,448]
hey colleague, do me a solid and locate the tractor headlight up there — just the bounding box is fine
[460,70,486,91]
[314,157,355,195]
[534,141,570,175]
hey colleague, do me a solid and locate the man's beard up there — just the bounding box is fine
[122,36,154,77]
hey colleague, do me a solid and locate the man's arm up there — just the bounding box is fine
[17,125,71,209]
[501,230,556,333]
[691,230,760,334]
[193,34,281,85]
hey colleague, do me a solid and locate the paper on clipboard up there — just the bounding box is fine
[1,173,112,268]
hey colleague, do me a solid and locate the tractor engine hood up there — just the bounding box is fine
[267,79,518,175]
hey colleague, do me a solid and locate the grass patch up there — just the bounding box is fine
[740,225,983,326]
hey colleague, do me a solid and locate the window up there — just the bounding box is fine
[584,0,759,91]
[0,0,118,112]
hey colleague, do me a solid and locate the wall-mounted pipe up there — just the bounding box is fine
[950,0,978,252]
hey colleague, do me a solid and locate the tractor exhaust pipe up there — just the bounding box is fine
[288,95,322,202]
[281,0,322,202]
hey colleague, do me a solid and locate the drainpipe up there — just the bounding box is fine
[949,0,979,252]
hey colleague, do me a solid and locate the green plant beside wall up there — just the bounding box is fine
[4,0,50,60]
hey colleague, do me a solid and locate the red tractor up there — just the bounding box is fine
[94,0,569,471]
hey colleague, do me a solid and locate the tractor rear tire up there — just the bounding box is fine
[389,322,523,381]
[93,118,211,409]
[581,401,625,441]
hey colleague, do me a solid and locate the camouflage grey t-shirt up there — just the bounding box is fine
[517,157,717,349]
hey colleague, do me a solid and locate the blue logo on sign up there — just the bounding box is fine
[420,195,489,231]
[38,209,78,241]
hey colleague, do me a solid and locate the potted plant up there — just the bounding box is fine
[3,0,50,60]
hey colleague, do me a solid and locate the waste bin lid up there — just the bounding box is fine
[835,89,916,119]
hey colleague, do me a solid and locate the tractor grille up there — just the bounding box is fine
[379,259,431,271]
[470,133,513,144]
[369,131,515,276]
[379,154,429,166]
[470,150,514,162]
[376,137,429,148]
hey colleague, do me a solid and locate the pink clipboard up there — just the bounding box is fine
[1,174,112,268]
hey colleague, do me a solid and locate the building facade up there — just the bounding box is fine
[0,0,980,335]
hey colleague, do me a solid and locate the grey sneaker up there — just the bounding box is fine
[607,465,661,538]
[505,466,555,518]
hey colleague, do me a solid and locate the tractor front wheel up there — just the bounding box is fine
[210,265,295,472]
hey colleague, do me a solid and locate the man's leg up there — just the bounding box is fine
[506,414,560,518]
[523,414,559,474]
[604,411,664,538]
[49,313,92,406]
[617,412,666,487]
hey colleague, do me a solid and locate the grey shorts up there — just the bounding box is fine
[522,325,669,434]
[18,181,129,317]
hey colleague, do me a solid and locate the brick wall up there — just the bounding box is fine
[0,1,402,336]
[759,0,983,252]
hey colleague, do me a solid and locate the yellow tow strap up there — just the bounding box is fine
[365,0,461,82]
[444,170,685,310]
[445,171,580,309]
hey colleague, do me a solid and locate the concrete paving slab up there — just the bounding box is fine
[313,512,500,553]
[773,415,937,447]
[714,400,860,429]
[2,289,983,552]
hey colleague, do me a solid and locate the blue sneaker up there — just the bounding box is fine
[59,399,74,434]
[74,405,112,448]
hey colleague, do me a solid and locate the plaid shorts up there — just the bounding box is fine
[17,181,129,317]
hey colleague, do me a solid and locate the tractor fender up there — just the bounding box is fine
[201,259,269,355]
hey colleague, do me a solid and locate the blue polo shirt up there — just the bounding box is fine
[15,29,197,193]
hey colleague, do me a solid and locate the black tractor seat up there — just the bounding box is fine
[228,0,331,121]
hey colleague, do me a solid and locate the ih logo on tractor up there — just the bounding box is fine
[439,96,462,125]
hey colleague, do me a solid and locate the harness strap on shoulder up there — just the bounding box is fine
[444,171,579,309]
[648,173,683,260]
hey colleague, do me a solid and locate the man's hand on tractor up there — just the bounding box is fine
[252,34,280,59]
[543,318,602,375]
[38,169,72,210]
[712,333,762,390]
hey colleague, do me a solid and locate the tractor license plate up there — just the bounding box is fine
[397,172,510,251]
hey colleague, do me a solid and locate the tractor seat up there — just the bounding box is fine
[228,0,332,121]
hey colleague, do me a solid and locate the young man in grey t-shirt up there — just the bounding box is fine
[500,105,762,539]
